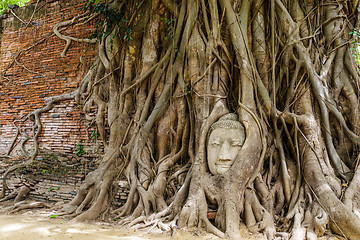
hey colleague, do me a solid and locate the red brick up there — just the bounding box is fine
[0,0,99,156]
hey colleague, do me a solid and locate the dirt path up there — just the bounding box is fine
[0,214,172,240]
[0,210,265,240]
[0,209,342,240]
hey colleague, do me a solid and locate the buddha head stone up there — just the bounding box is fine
[207,113,245,175]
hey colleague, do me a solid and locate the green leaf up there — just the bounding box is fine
[90,131,98,140]
[0,0,30,14]
[50,215,59,218]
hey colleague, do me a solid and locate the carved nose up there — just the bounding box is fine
[218,141,231,161]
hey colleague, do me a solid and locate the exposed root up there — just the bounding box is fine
[0,161,30,199]
[53,13,98,57]
[0,201,51,214]
[244,189,276,239]
[4,0,360,239]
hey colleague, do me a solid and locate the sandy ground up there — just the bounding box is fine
[0,209,265,240]
[0,208,343,240]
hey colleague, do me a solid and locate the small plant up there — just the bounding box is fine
[350,29,360,61]
[160,17,175,41]
[0,0,29,14]
[83,0,128,42]
[123,27,134,41]
[350,9,360,69]
[90,130,98,140]
[75,143,85,157]
[159,17,181,56]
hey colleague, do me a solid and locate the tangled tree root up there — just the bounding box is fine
[0,185,31,203]
[0,201,51,215]
[4,0,360,239]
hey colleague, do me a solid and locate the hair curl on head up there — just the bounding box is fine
[207,113,246,143]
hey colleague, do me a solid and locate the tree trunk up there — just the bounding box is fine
[4,0,360,239]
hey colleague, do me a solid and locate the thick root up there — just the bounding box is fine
[0,201,50,214]
[244,189,277,240]
[0,185,31,203]
[9,201,51,214]
[60,160,118,222]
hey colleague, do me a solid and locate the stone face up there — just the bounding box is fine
[207,127,244,174]
[206,113,246,175]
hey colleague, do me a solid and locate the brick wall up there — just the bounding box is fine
[0,0,99,156]
[0,0,126,204]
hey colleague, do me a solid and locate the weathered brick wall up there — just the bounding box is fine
[0,1,126,203]
[0,151,128,204]
[0,0,98,155]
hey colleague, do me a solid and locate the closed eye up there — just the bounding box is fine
[231,142,243,147]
